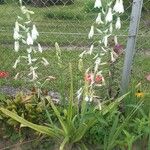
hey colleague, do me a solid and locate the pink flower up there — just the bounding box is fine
[0,71,9,78]
[85,73,102,84]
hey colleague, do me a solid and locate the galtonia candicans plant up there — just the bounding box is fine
[13,0,49,89]
[77,0,124,103]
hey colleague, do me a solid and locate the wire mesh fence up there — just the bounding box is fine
[0,0,149,49]
[0,1,149,148]
[0,0,149,93]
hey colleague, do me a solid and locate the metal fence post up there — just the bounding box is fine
[121,0,144,94]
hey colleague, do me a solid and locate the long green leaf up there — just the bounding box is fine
[0,108,59,138]
[47,97,68,135]
[68,63,73,122]
[102,93,129,115]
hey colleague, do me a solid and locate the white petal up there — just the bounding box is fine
[115,17,121,29]
[13,29,20,40]
[26,33,33,45]
[113,0,124,13]
[88,26,94,39]
[103,35,108,47]
[14,41,19,52]
[96,13,104,24]
[94,0,102,8]
[15,21,19,32]
[31,25,39,41]
[38,43,43,53]
[105,8,113,23]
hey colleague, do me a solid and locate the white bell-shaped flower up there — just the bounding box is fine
[94,0,102,8]
[27,33,33,45]
[31,25,39,41]
[13,29,20,40]
[88,26,94,39]
[14,41,19,52]
[15,21,19,32]
[105,8,113,23]
[113,0,124,13]
[102,35,108,47]
[96,13,104,24]
[115,17,121,29]
[38,43,43,53]
[88,44,94,55]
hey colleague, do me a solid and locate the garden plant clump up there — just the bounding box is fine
[0,0,150,150]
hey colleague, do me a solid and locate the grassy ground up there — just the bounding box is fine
[0,44,150,94]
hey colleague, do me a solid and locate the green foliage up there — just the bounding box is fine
[0,64,128,149]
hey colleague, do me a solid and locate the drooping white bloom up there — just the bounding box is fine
[13,29,20,40]
[88,26,94,39]
[102,35,109,47]
[113,0,124,13]
[94,0,102,8]
[13,57,20,69]
[31,25,39,41]
[15,21,19,32]
[38,43,42,53]
[26,33,33,45]
[41,57,49,66]
[96,13,104,24]
[21,6,28,14]
[28,66,38,81]
[115,17,121,29]
[14,41,19,52]
[105,8,113,23]
[88,44,94,55]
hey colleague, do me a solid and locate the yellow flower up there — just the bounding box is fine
[135,90,144,98]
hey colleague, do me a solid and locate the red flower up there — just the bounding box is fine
[0,71,9,78]
[85,73,102,84]
[85,73,93,83]
[95,75,103,83]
